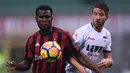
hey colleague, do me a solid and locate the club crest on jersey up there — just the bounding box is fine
[103,36,107,39]
[35,54,42,60]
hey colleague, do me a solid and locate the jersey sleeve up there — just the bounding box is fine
[64,32,80,57]
[24,36,34,60]
[73,30,84,48]
[104,31,112,52]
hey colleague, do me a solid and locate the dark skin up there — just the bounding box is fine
[7,10,53,71]
[7,9,103,73]
[35,10,53,31]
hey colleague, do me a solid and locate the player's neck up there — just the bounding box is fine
[91,22,103,32]
[41,26,53,32]
[40,27,53,35]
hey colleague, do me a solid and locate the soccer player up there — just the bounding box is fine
[6,5,103,73]
[66,3,113,73]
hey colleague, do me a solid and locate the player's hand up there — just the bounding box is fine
[6,61,16,72]
[97,59,110,70]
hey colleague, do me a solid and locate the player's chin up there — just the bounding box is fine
[94,25,101,28]
[95,23,103,27]
[41,27,50,31]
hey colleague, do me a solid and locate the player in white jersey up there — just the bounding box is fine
[66,3,113,73]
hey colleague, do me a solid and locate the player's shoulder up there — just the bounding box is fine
[28,31,40,39]
[53,26,70,35]
[75,23,91,33]
[102,28,111,35]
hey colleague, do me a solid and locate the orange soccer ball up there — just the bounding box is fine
[40,41,62,62]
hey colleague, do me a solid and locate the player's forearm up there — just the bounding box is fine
[14,60,31,71]
[15,63,30,71]
[103,52,113,68]
[77,53,102,73]
[68,56,86,73]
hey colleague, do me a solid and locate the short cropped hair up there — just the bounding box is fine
[93,3,109,15]
[35,5,53,16]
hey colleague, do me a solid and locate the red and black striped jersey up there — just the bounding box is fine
[24,26,80,73]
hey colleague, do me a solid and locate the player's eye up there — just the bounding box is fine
[39,16,51,19]
[93,12,97,16]
[44,15,51,18]
[99,13,104,16]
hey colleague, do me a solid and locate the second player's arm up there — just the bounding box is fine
[76,53,103,73]
[97,31,113,69]
[68,56,87,73]
[97,52,113,69]
[65,32,103,73]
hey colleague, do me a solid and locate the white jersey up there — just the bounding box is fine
[66,23,112,73]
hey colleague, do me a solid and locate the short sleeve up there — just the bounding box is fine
[64,32,80,57]
[73,30,84,48]
[104,31,112,52]
[24,36,34,60]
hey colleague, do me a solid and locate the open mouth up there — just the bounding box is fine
[40,21,48,24]
[95,23,102,28]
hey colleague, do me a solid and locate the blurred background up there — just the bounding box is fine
[0,0,130,73]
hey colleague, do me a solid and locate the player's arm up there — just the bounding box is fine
[66,32,103,73]
[68,56,87,73]
[97,31,113,70]
[97,52,113,70]
[7,36,34,72]
[7,60,32,71]
[76,53,103,73]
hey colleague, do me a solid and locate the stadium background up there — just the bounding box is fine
[0,0,130,73]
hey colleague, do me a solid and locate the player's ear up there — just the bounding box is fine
[51,16,53,20]
[35,16,38,21]
[50,17,53,21]
[91,11,93,15]
[91,9,94,15]
[106,15,109,20]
